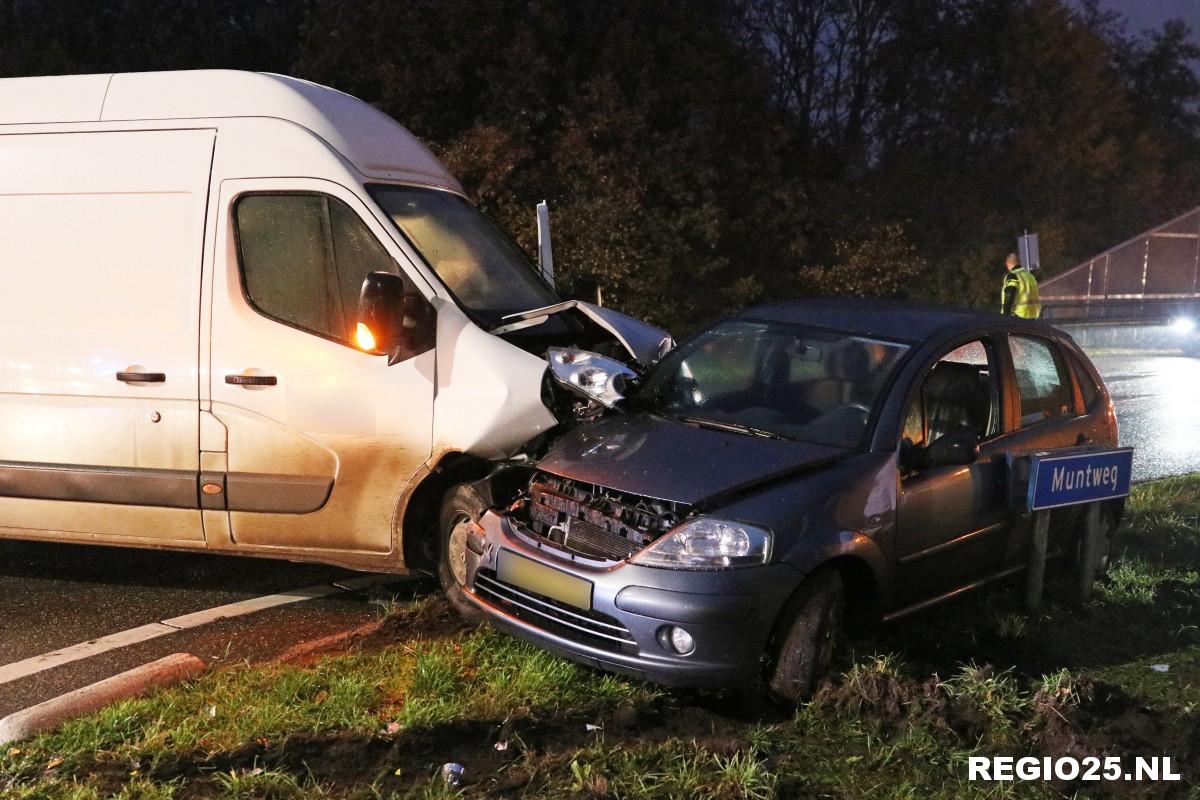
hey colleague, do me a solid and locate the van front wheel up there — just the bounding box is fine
[438,484,487,624]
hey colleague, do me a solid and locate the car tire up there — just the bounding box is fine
[438,483,488,624]
[766,569,845,705]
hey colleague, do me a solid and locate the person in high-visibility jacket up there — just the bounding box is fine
[1001,252,1041,318]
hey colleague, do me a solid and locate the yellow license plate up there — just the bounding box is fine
[497,551,593,610]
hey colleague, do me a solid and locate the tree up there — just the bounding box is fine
[3,0,1198,327]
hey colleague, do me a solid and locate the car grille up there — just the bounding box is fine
[560,516,638,561]
[472,568,637,654]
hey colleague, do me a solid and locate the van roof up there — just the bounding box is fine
[0,70,461,190]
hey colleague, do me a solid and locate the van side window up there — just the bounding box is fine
[1008,335,1073,426]
[235,194,416,346]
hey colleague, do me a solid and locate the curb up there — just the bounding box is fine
[0,652,207,745]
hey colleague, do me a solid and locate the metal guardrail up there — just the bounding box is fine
[1040,297,1200,324]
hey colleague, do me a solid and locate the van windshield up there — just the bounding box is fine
[369,185,558,321]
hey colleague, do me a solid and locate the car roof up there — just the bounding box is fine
[738,297,1041,344]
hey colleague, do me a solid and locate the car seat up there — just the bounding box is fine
[923,361,988,443]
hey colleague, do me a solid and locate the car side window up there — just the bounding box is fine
[235,193,424,347]
[1008,335,1074,426]
[903,339,1000,450]
[1069,352,1102,412]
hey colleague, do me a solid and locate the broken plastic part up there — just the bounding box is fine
[547,347,636,408]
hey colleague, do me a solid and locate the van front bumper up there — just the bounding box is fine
[462,511,803,688]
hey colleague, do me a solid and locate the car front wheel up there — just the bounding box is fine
[438,484,487,624]
[766,569,845,705]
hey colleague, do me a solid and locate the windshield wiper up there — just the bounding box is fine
[676,415,789,441]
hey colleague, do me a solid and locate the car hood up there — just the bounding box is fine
[492,300,673,367]
[535,413,848,507]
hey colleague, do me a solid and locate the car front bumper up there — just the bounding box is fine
[462,510,803,688]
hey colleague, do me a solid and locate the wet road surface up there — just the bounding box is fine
[0,540,424,717]
[1086,353,1200,482]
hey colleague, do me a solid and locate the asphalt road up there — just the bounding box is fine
[1087,352,1200,482]
[0,351,1192,719]
[0,540,423,717]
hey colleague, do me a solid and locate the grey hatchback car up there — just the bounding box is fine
[439,299,1121,701]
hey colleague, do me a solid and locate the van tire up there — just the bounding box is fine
[438,484,488,624]
[766,570,845,705]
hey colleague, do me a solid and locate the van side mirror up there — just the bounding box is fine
[917,430,980,469]
[358,271,409,362]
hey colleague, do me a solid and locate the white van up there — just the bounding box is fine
[0,70,668,574]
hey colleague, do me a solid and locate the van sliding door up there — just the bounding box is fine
[0,129,212,543]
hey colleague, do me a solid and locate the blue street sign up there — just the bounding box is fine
[1027,447,1134,512]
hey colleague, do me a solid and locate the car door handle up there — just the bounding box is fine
[116,371,166,383]
[225,374,278,386]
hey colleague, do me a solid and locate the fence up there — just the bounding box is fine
[1040,206,1200,323]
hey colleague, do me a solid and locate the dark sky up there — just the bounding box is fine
[1098,0,1200,40]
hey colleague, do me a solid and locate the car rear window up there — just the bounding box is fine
[1009,335,1074,426]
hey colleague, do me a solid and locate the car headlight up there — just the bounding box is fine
[631,517,773,569]
[1171,316,1196,334]
[547,347,636,408]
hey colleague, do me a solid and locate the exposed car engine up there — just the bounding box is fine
[511,472,690,561]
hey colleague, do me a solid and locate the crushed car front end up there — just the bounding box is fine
[459,469,803,687]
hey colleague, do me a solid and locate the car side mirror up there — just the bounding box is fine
[357,271,410,363]
[919,430,980,469]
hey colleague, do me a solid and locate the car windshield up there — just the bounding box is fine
[632,319,911,448]
[369,185,559,321]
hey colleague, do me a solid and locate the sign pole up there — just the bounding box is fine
[1025,510,1051,612]
[1077,503,1102,605]
[1020,446,1130,613]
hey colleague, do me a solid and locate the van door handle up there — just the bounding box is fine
[116,371,166,383]
[225,374,278,386]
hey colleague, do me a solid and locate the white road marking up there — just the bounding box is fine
[0,623,177,686]
[0,575,399,686]
[160,585,341,630]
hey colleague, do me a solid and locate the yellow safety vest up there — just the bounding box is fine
[1001,267,1041,318]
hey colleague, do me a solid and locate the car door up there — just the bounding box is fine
[894,336,1014,608]
[993,333,1093,566]
[0,129,210,543]
[208,179,437,555]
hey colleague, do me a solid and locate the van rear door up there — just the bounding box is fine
[0,129,212,542]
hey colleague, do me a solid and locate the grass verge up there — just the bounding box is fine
[4,477,1200,798]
